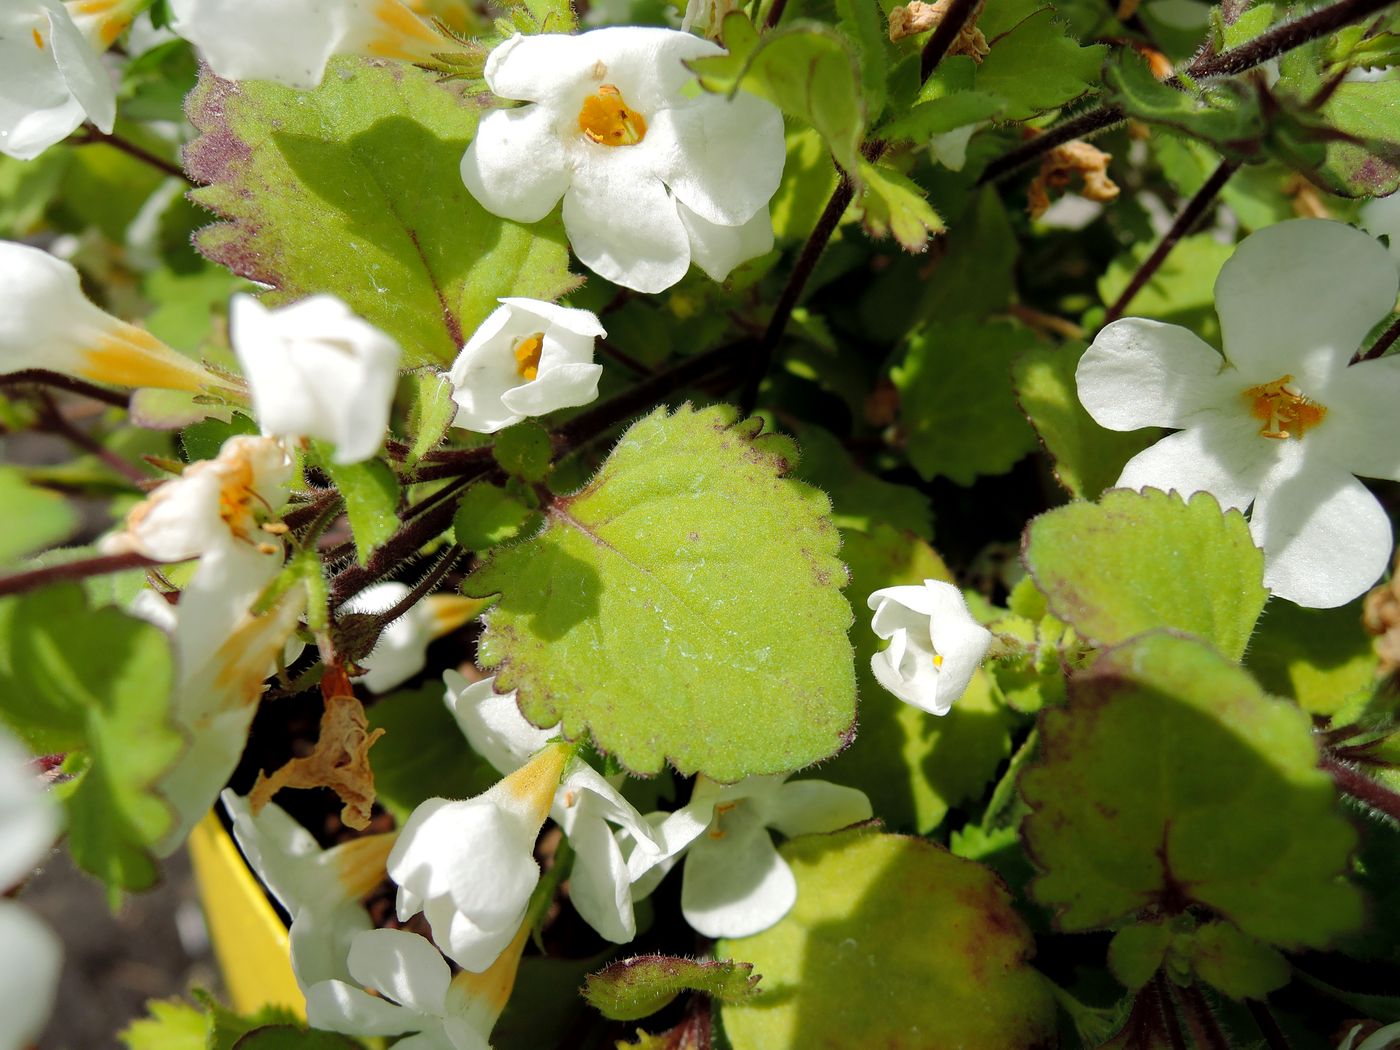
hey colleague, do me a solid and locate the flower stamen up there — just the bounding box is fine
[933,653,944,668]
[513,333,544,380]
[32,28,45,49]
[1244,374,1327,440]
[578,85,647,147]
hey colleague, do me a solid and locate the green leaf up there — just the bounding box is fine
[915,186,1017,325]
[692,12,866,179]
[231,1026,362,1049]
[402,371,458,465]
[1022,632,1363,949]
[493,421,554,482]
[1107,923,1174,991]
[466,404,856,780]
[974,9,1107,120]
[1012,340,1159,499]
[1246,600,1379,716]
[583,956,760,1021]
[718,829,1057,1050]
[119,999,207,1050]
[193,990,303,1050]
[826,525,1013,832]
[892,318,1041,484]
[835,0,890,122]
[791,424,932,539]
[454,481,539,552]
[1308,80,1400,197]
[878,89,1006,146]
[186,59,576,367]
[1185,920,1290,1000]
[855,159,944,251]
[1105,51,1264,151]
[364,681,499,823]
[320,453,400,566]
[0,467,77,567]
[1023,488,1267,661]
[0,585,182,895]
[180,413,259,464]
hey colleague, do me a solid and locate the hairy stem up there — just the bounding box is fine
[1356,313,1400,363]
[1156,973,1190,1050]
[1105,158,1240,323]
[1246,999,1294,1050]
[79,124,189,182]
[0,551,169,599]
[1322,755,1400,824]
[362,544,463,631]
[0,370,131,409]
[1173,982,1231,1050]
[979,0,1397,184]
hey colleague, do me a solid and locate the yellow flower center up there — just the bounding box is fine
[32,27,44,49]
[933,653,944,668]
[578,85,648,147]
[1243,374,1327,441]
[513,332,545,381]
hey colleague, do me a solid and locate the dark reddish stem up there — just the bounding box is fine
[1355,313,1400,363]
[977,105,1126,185]
[1246,999,1294,1050]
[0,370,130,409]
[360,544,463,630]
[920,0,985,80]
[1104,158,1239,323]
[1172,982,1231,1050]
[1322,755,1400,823]
[36,394,151,487]
[1156,973,1189,1050]
[79,124,189,182]
[0,551,170,599]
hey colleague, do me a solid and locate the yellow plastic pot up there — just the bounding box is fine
[188,813,305,1018]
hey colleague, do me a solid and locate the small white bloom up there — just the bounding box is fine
[0,0,114,160]
[1361,191,1400,262]
[63,0,143,49]
[168,0,443,90]
[342,584,482,693]
[231,295,402,465]
[1339,1022,1400,1050]
[1076,219,1400,608]
[388,742,569,971]
[866,579,992,716]
[447,297,604,434]
[444,672,663,944]
[460,28,785,292]
[0,727,63,1050]
[106,434,293,563]
[639,774,872,939]
[0,241,216,391]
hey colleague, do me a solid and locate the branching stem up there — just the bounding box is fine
[360,544,463,632]
[78,124,189,182]
[1173,982,1231,1050]
[1104,158,1240,323]
[0,552,170,599]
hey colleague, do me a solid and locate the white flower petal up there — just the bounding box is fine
[348,928,452,1014]
[425,892,527,973]
[649,94,785,226]
[231,294,401,465]
[306,978,426,1037]
[0,729,60,891]
[628,801,710,884]
[677,202,775,284]
[221,789,323,915]
[0,901,62,1049]
[1320,354,1400,482]
[561,794,636,943]
[45,0,114,133]
[1076,319,1231,431]
[867,581,991,716]
[1214,220,1398,385]
[0,1,113,159]
[169,0,350,89]
[460,105,572,224]
[499,360,602,416]
[343,583,436,693]
[1115,415,1278,513]
[561,158,689,293]
[762,779,872,839]
[680,806,796,938]
[443,672,556,776]
[290,906,370,990]
[1250,446,1393,608]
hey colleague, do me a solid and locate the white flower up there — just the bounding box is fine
[443,672,663,944]
[168,0,443,90]
[0,727,63,1050]
[342,584,483,693]
[306,927,522,1050]
[447,297,604,434]
[0,0,114,160]
[1340,1022,1400,1050]
[0,241,216,391]
[639,774,872,939]
[222,790,395,996]
[105,434,293,563]
[63,0,143,49]
[1361,191,1400,262]
[460,28,785,293]
[1076,219,1400,608]
[866,579,992,716]
[387,742,570,971]
[231,294,402,465]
